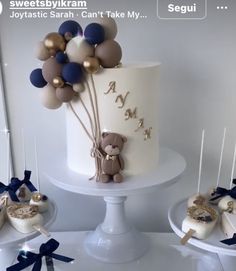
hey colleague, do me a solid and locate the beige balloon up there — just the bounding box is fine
[97,16,117,40]
[73,83,85,92]
[35,41,51,61]
[66,36,94,64]
[42,58,63,85]
[56,85,75,103]
[40,84,62,109]
[95,40,122,68]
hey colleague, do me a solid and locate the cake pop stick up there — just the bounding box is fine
[16,129,32,202]
[209,128,226,204]
[0,205,6,230]
[181,205,218,245]
[218,142,236,213]
[188,130,207,207]
[0,130,13,205]
[6,130,11,183]
[217,128,227,188]
[30,138,49,213]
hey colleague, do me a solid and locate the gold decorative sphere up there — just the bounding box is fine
[44,32,66,52]
[52,76,65,88]
[83,57,100,74]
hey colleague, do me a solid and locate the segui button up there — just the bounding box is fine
[157,0,207,20]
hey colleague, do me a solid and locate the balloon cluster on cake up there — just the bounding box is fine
[30,18,122,109]
[30,18,127,183]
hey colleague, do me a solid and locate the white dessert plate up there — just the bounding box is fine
[168,199,236,256]
[45,148,186,197]
[0,201,57,248]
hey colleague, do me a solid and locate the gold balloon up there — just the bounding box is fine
[44,32,66,52]
[52,76,65,88]
[83,57,100,74]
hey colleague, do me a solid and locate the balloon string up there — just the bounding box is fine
[69,101,103,181]
[85,79,98,141]
[69,102,94,143]
[85,78,103,181]
[90,74,101,142]
[79,95,96,139]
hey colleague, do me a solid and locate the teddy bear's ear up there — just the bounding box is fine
[102,132,109,138]
[122,135,127,143]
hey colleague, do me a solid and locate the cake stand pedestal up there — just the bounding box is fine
[168,199,236,271]
[0,202,57,270]
[46,148,186,263]
[84,196,149,263]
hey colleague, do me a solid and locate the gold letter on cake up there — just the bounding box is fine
[144,127,152,140]
[125,107,137,120]
[104,81,116,94]
[115,91,130,108]
[135,118,144,132]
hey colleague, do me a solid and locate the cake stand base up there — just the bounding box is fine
[84,196,149,263]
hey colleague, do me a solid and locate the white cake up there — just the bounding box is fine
[66,63,160,177]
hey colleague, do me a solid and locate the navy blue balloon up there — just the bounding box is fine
[30,69,47,88]
[56,52,68,64]
[62,63,83,84]
[59,20,83,37]
[84,23,105,45]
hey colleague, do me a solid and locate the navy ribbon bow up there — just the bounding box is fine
[210,186,236,201]
[0,171,37,202]
[221,233,236,245]
[7,239,74,271]
[20,170,37,193]
[0,178,21,202]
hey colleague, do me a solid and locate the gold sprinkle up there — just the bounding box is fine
[187,205,218,223]
[32,193,42,202]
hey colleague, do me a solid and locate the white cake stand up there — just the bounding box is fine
[0,202,57,270]
[46,148,186,263]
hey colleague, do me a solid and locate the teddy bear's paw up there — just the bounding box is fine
[100,174,110,183]
[114,173,123,183]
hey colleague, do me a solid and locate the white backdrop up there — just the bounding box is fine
[0,0,236,232]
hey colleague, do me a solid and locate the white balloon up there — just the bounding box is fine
[65,36,94,64]
[97,16,117,40]
[40,84,62,109]
[35,41,51,61]
[73,83,85,92]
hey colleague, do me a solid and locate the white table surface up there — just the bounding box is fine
[17,231,233,271]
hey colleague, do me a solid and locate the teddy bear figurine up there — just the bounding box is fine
[100,132,127,183]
